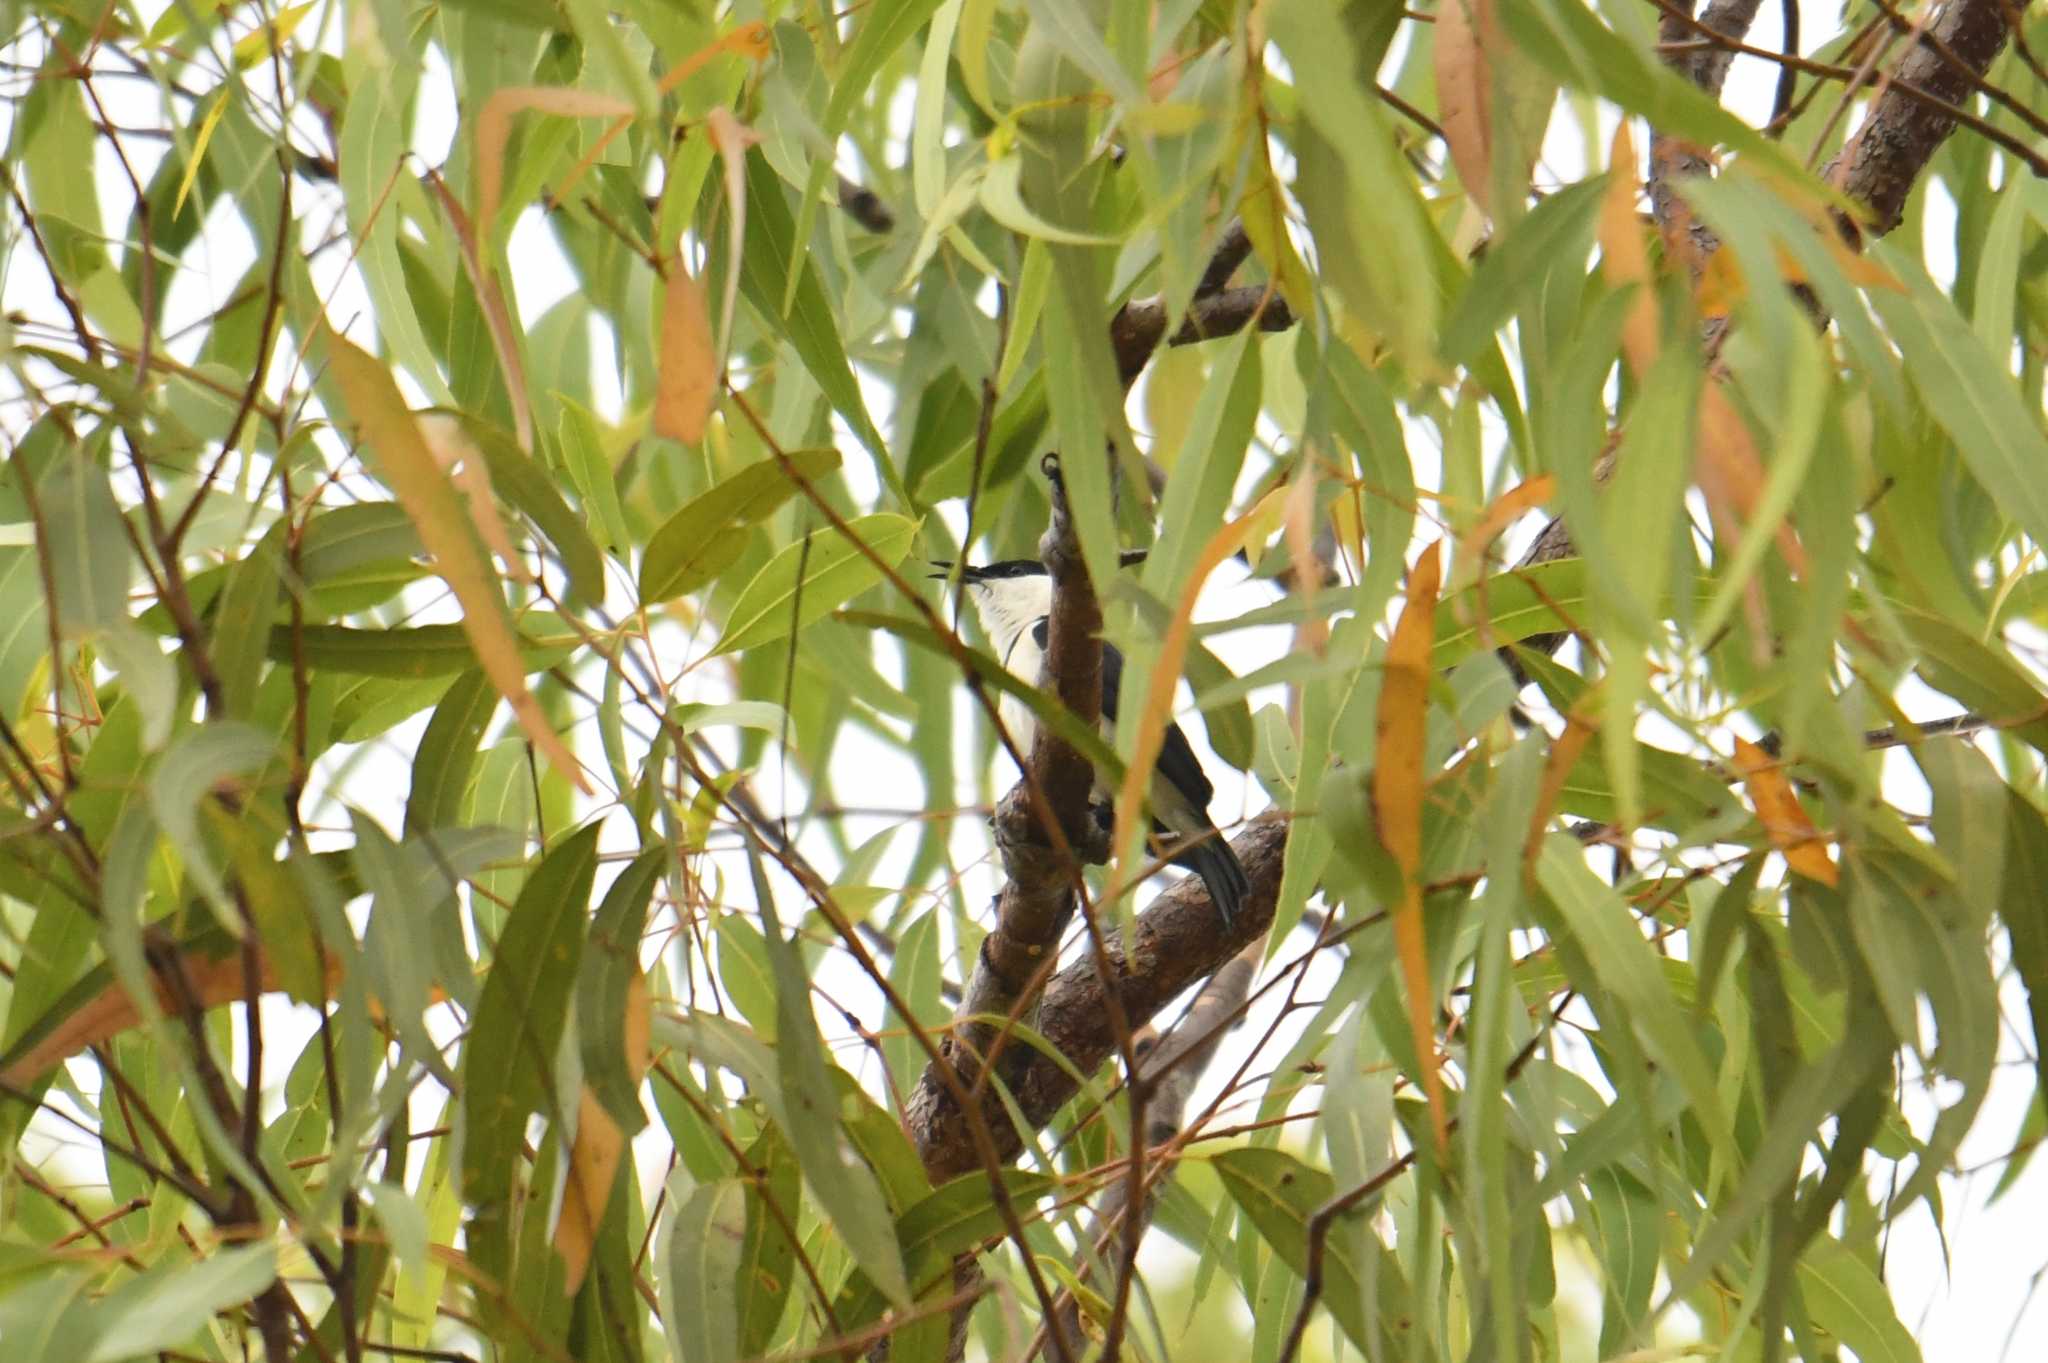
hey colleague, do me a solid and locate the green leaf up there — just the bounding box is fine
[638,448,842,604]
[2004,791,2048,1105]
[1442,175,1607,364]
[214,520,291,720]
[740,152,897,495]
[148,724,281,930]
[832,1169,1057,1335]
[83,1242,279,1363]
[661,1177,746,1363]
[712,513,919,656]
[578,846,663,1130]
[38,440,130,635]
[1212,1146,1413,1358]
[406,670,497,834]
[340,74,452,404]
[455,414,607,607]
[736,1125,802,1357]
[460,823,602,1271]
[754,852,911,1306]
[1587,1169,1658,1356]
[1869,249,2048,561]
[263,620,580,679]
[557,400,634,561]
[1796,1238,1923,1363]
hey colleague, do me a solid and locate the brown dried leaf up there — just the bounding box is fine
[654,267,717,444]
[323,326,590,792]
[555,972,653,1292]
[1374,542,1448,1154]
[0,947,344,1089]
[1435,0,1556,220]
[474,86,634,246]
[1732,737,1838,886]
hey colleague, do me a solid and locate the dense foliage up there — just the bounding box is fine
[1,1,2044,1361]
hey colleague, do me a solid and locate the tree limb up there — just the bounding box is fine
[908,813,1288,1182]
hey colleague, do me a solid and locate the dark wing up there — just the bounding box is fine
[1073,630,1214,812]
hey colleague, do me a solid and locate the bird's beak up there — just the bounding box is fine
[927,560,955,581]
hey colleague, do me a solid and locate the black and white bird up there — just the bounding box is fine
[937,559,1250,929]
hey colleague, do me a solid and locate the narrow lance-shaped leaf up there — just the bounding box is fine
[749,840,911,1306]
[712,513,919,656]
[319,325,590,792]
[1375,542,1448,1154]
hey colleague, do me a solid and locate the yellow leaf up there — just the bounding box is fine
[321,326,590,793]
[654,266,717,443]
[1237,150,1315,319]
[172,94,228,223]
[1374,542,1448,1156]
[231,1,313,69]
[1732,738,1838,886]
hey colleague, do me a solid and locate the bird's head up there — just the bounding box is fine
[929,560,1051,644]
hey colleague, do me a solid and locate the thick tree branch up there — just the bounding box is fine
[1824,0,2020,240]
[1111,287,1297,387]
[909,813,1288,1182]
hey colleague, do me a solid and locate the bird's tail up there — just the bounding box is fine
[1171,827,1249,932]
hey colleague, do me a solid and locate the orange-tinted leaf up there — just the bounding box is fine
[474,86,634,246]
[1732,737,1837,886]
[552,24,773,215]
[1109,506,1265,898]
[1596,122,1660,376]
[322,326,590,792]
[655,266,717,443]
[1525,707,1597,869]
[0,946,344,1089]
[1375,542,1448,1154]
[1457,472,1556,574]
[420,415,528,579]
[556,971,653,1292]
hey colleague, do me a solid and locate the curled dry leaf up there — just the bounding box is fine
[1434,0,1558,221]
[703,107,763,363]
[473,86,634,246]
[1375,541,1448,1155]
